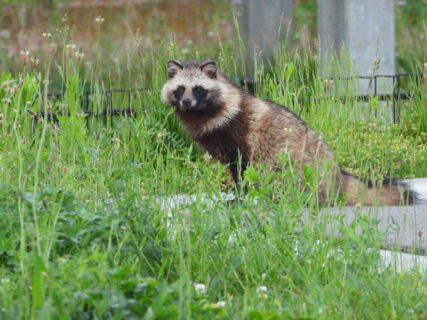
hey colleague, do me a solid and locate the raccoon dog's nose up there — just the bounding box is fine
[181,98,193,107]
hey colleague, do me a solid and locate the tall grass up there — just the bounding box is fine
[1,26,427,319]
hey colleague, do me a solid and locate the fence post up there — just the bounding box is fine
[233,0,293,67]
[318,0,395,92]
[318,0,396,122]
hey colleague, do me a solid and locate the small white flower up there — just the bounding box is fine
[256,286,268,299]
[30,57,40,67]
[203,152,213,162]
[256,286,268,294]
[194,283,206,294]
[227,233,236,244]
[216,301,226,307]
[95,15,105,24]
[42,32,52,39]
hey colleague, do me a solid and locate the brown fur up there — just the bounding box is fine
[161,60,410,206]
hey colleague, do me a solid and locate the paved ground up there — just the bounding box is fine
[309,201,427,252]
[158,179,427,270]
[313,178,427,251]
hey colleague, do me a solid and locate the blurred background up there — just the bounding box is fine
[0,0,425,83]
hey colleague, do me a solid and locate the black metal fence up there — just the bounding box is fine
[38,72,424,124]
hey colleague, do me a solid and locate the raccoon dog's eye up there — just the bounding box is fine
[173,86,185,99]
[192,86,207,99]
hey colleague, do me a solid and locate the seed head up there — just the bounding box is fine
[324,79,334,89]
[49,42,58,54]
[30,57,40,67]
[75,51,85,64]
[42,32,52,39]
[19,50,30,65]
[95,15,105,24]
[424,62,427,73]
[65,44,76,58]
[111,136,120,143]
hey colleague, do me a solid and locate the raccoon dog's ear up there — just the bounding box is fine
[167,60,183,79]
[200,60,217,79]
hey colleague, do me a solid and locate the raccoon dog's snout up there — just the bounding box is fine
[181,98,194,108]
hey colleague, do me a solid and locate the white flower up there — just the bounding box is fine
[256,286,268,294]
[216,301,226,307]
[227,233,236,244]
[95,15,105,24]
[256,286,268,299]
[42,32,52,39]
[30,57,40,67]
[203,152,213,162]
[194,283,206,294]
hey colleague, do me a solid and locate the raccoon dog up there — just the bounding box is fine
[161,60,414,206]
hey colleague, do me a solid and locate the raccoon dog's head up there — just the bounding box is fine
[160,60,224,113]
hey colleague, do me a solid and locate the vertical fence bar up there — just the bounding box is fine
[397,74,401,124]
[392,75,397,124]
[374,75,378,117]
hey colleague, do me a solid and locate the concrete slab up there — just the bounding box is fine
[378,249,427,272]
[157,179,427,261]
[308,201,427,252]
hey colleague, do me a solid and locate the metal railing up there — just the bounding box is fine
[35,72,423,124]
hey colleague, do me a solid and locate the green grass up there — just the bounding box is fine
[1,36,427,319]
